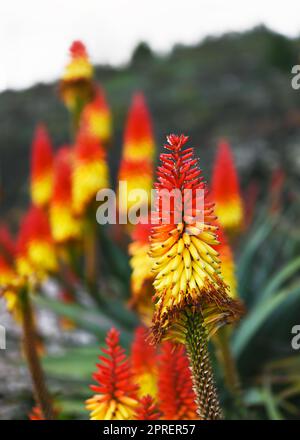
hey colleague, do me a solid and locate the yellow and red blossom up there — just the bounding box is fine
[215,225,238,299]
[80,86,112,145]
[30,124,54,208]
[118,93,155,216]
[50,148,81,243]
[134,395,161,420]
[60,41,94,111]
[0,224,16,286]
[131,327,158,398]
[211,139,244,233]
[122,92,155,161]
[16,206,57,279]
[150,134,243,343]
[129,221,154,326]
[158,342,198,420]
[72,130,109,216]
[86,328,138,420]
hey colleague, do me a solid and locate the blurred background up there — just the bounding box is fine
[1,0,300,420]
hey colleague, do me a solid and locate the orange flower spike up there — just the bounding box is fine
[60,41,94,112]
[131,326,158,398]
[211,139,244,233]
[123,92,155,161]
[30,124,54,208]
[215,225,238,299]
[86,328,139,420]
[158,342,198,420]
[81,86,112,145]
[118,93,155,216]
[50,148,81,243]
[134,395,162,420]
[17,206,57,277]
[129,221,154,325]
[150,134,242,343]
[72,130,109,216]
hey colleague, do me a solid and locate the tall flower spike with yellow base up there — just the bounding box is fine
[118,92,154,217]
[150,134,244,419]
[131,326,158,399]
[16,206,57,279]
[129,220,154,326]
[60,41,94,114]
[0,225,21,321]
[215,224,237,299]
[80,86,112,145]
[30,124,54,208]
[50,148,81,243]
[72,129,109,216]
[86,328,138,420]
[211,139,244,234]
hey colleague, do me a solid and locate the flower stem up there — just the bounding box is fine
[20,288,54,420]
[185,310,223,420]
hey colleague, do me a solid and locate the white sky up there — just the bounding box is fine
[0,0,299,92]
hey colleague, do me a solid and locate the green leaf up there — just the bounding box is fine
[233,282,300,358]
[238,219,274,299]
[260,256,300,302]
[43,345,100,379]
[34,295,132,346]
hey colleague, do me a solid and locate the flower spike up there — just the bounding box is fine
[30,124,54,208]
[86,328,138,420]
[150,134,243,344]
[72,129,109,216]
[134,395,161,420]
[118,92,155,218]
[131,326,158,398]
[60,40,94,113]
[80,86,112,145]
[50,147,81,243]
[211,139,244,233]
[158,342,198,420]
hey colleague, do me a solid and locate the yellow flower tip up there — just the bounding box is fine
[215,198,244,233]
[60,41,94,110]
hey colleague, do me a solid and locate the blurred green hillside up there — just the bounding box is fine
[0,26,300,219]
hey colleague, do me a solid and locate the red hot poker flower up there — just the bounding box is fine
[50,147,81,243]
[86,328,138,420]
[131,326,158,398]
[158,342,198,420]
[80,86,112,145]
[134,395,161,420]
[150,134,243,343]
[211,139,244,233]
[16,206,57,278]
[30,124,54,208]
